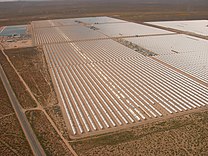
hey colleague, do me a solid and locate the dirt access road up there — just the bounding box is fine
[0,63,46,156]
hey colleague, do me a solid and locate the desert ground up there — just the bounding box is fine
[0,0,208,26]
[0,73,33,155]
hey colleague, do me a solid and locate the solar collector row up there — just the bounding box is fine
[126,34,208,55]
[43,40,208,136]
[155,51,208,83]
[33,25,107,45]
[31,16,127,29]
[147,20,208,36]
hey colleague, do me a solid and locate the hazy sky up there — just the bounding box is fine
[0,0,28,1]
[0,0,24,1]
[0,0,58,1]
[0,0,16,1]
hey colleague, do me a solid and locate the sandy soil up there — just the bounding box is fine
[0,78,14,117]
[26,110,74,156]
[45,105,70,140]
[5,47,58,108]
[0,114,33,155]
[2,39,32,49]
[3,47,71,141]
[0,51,37,109]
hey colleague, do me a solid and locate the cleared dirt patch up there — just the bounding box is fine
[72,110,208,156]
[26,110,73,155]
[0,51,37,109]
[0,114,33,155]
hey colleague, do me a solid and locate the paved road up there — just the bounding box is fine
[0,64,46,156]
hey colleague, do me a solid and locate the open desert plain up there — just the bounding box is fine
[0,0,208,156]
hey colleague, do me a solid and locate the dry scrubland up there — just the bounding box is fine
[72,110,208,156]
[45,105,70,140]
[1,47,71,154]
[26,110,73,156]
[0,51,37,109]
[0,114,33,155]
[0,0,208,26]
[0,78,32,155]
[4,47,69,140]
[0,79,14,117]
[5,47,57,107]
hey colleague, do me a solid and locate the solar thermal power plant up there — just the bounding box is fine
[155,52,208,84]
[32,16,127,29]
[32,17,208,138]
[125,34,208,83]
[95,22,175,37]
[125,34,208,55]
[32,25,107,45]
[73,16,127,24]
[146,20,208,36]
[32,19,79,28]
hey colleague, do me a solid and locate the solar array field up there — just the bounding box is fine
[154,51,208,83]
[33,25,107,45]
[126,34,208,55]
[44,40,141,65]
[32,17,208,138]
[32,17,174,45]
[95,22,174,37]
[74,16,127,24]
[147,20,208,36]
[32,16,127,29]
[125,34,208,83]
